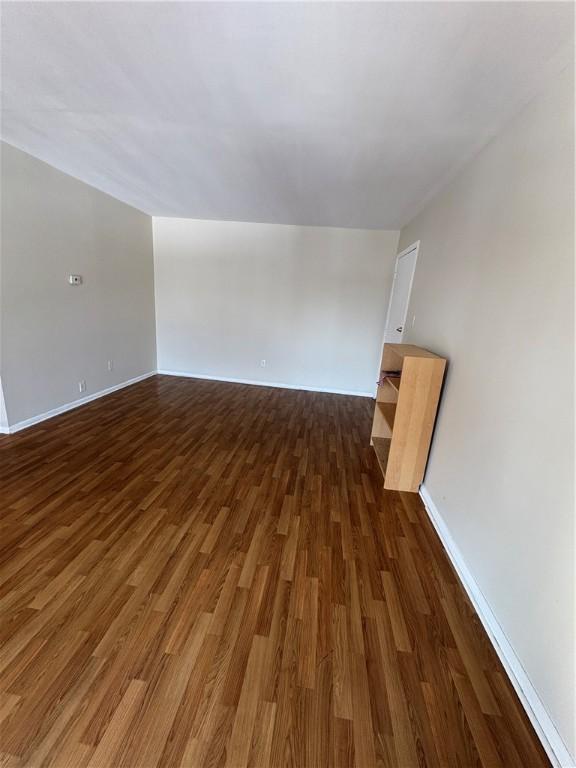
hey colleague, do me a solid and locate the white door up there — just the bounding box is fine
[383,242,419,344]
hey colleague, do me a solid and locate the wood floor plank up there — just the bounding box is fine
[381,570,412,652]
[226,634,268,768]
[248,699,277,768]
[85,678,147,768]
[332,604,353,721]
[0,375,551,767]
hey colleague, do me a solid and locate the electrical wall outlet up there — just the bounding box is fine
[260,359,266,368]
[78,380,86,393]
[68,274,83,285]
[107,360,113,372]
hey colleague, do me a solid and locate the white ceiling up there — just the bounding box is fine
[1,2,573,229]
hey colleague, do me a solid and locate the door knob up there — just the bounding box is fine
[396,326,403,332]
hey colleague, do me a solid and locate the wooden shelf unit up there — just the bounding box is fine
[371,343,446,493]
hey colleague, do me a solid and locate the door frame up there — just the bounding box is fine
[382,240,420,345]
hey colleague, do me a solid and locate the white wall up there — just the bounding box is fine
[154,218,399,395]
[398,66,574,761]
[0,142,157,427]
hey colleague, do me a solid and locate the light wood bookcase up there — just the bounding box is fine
[371,343,446,493]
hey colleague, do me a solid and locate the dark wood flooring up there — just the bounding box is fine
[0,375,550,767]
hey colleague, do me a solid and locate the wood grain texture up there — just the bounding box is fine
[372,344,446,492]
[0,375,549,767]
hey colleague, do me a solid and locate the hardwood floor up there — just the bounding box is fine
[0,375,549,768]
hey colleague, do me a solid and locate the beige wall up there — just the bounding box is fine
[0,142,157,427]
[398,66,574,758]
[153,218,399,395]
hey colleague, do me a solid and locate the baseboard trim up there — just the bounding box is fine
[4,372,156,434]
[3,370,373,435]
[157,370,374,398]
[419,484,575,768]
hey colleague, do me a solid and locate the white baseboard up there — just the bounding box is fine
[419,484,575,768]
[157,369,374,398]
[2,370,371,436]
[3,372,156,434]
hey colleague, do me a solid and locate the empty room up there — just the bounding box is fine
[0,2,574,767]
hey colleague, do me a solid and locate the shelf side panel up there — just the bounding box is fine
[384,356,446,491]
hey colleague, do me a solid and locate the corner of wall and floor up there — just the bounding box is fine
[419,485,575,768]
[0,140,158,433]
[404,65,575,767]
